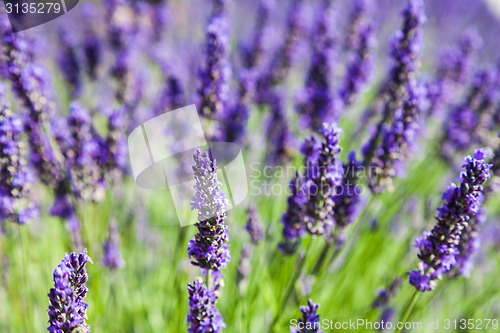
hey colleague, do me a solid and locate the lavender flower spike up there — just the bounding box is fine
[297,0,336,129]
[198,7,231,119]
[409,149,491,291]
[291,299,324,333]
[0,83,37,223]
[245,205,265,245]
[368,82,424,193]
[47,249,92,333]
[103,221,125,270]
[280,123,344,253]
[187,279,225,333]
[188,148,231,272]
[362,0,426,166]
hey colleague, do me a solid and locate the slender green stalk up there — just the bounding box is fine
[313,195,375,280]
[18,225,33,332]
[268,240,312,333]
[206,269,211,289]
[396,290,421,333]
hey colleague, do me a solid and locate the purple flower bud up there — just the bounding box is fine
[291,299,324,333]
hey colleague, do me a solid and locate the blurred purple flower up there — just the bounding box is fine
[103,221,125,270]
[0,83,37,224]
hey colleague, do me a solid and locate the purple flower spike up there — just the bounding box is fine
[441,69,497,160]
[280,123,344,253]
[368,82,425,193]
[409,149,492,291]
[187,279,225,333]
[339,23,375,107]
[103,221,125,270]
[297,0,336,129]
[0,83,37,224]
[291,299,324,333]
[198,8,231,119]
[47,249,92,333]
[188,148,231,272]
[245,205,265,245]
[362,0,426,167]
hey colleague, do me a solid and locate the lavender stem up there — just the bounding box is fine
[396,290,421,333]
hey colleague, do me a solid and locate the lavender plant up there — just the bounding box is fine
[187,148,231,331]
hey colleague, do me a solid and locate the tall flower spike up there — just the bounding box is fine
[291,299,324,333]
[344,0,372,51]
[81,3,103,80]
[0,83,37,224]
[188,148,231,272]
[1,23,64,189]
[409,149,491,291]
[368,82,425,193]
[280,123,343,253]
[339,23,375,107]
[297,0,336,129]
[242,0,275,70]
[362,0,426,166]
[65,102,106,202]
[47,249,92,333]
[255,0,305,104]
[187,279,225,333]
[198,5,231,119]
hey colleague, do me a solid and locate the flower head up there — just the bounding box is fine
[47,249,92,333]
[409,149,491,291]
[188,148,231,272]
[291,299,324,333]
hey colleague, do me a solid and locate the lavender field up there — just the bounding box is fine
[1,0,500,332]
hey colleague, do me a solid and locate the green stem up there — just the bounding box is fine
[315,195,375,280]
[19,225,33,332]
[205,270,211,289]
[268,241,312,333]
[395,290,421,333]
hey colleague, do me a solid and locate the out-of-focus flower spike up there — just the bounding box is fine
[291,299,324,333]
[103,220,125,270]
[57,28,82,97]
[0,83,38,224]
